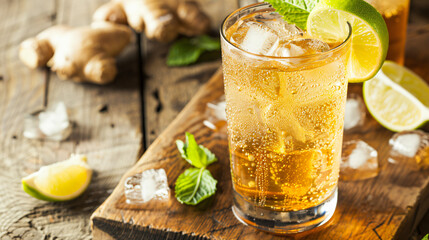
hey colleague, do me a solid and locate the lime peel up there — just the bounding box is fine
[307,0,389,82]
[22,154,92,202]
[363,61,429,132]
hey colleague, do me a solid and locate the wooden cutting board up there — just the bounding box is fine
[90,61,429,239]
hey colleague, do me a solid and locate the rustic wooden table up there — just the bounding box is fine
[0,0,428,239]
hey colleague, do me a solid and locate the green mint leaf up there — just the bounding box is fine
[185,132,207,168]
[264,0,319,30]
[422,234,429,240]
[194,35,221,51]
[175,132,219,205]
[176,132,217,168]
[167,39,203,66]
[176,139,187,160]
[167,35,220,66]
[175,167,217,205]
[200,145,217,166]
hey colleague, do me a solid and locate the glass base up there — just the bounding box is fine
[232,188,337,234]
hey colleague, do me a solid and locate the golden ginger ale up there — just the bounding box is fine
[221,3,351,233]
[366,0,410,64]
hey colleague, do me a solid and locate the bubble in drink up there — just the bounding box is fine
[341,140,379,181]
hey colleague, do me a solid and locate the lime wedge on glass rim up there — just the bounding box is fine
[363,61,429,132]
[307,0,389,82]
[22,154,92,202]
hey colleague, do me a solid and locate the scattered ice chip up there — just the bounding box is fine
[204,96,227,132]
[203,120,217,130]
[39,102,70,136]
[24,112,45,139]
[231,21,280,55]
[124,169,170,204]
[388,158,397,164]
[389,130,429,169]
[389,130,427,157]
[23,102,72,141]
[344,94,366,131]
[207,101,226,121]
[341,140,379,181]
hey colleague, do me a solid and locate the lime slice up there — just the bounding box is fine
[22,154,92,201]
[307,0,389,82]
[363,61,429,132]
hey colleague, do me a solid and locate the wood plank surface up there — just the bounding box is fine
[0,0,428,239]
[0,0,235,239]
[0,0,142,239]
[90,18,429,240]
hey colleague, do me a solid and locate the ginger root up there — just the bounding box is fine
[19,22,132,84]
[93,0,211,42]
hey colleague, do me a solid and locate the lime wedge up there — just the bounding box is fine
[307,0,389,82]
[22,154,92,202]
[363,61,429,132]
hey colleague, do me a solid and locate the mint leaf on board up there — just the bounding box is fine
[186,132,208,168]
[175,132,218,205]
[176,139,187,160]
[422,234,429,240]
[200,145,217,166]
[175,167,217,205]
[176,132,217,168]
[167,35,220,66]
[264,0,319,30]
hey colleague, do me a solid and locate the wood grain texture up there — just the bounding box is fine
[144,39,221,145]
[90,63,429,240]
[0,0,235,238]
[0,0,428,239]
[0,0,141,239]
[143,0,237,146]
[91,19,429,240]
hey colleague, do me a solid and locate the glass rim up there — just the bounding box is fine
[220,2,352,60]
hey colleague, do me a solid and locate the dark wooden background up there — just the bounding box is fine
[0,0,428,239]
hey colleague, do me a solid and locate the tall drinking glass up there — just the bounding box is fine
[365,0,410,65]
[221,3,352,234]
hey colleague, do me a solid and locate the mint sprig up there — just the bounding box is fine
[175,132,218,205]
[176,132,217,168]
[175,168,217,205]
[167,35,220,66]
[264,0,319,30]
